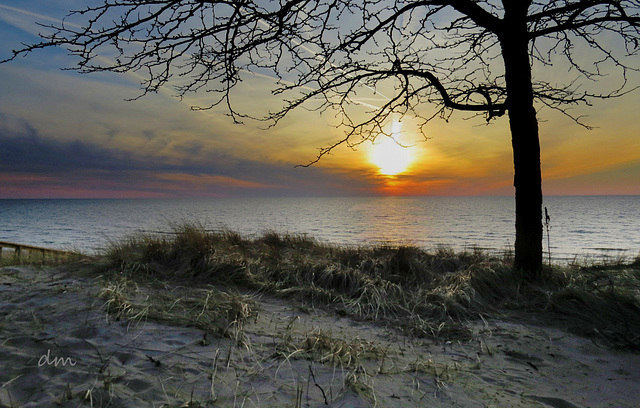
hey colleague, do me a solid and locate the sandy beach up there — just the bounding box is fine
[1,263,639,408]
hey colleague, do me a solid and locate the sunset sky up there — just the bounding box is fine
[1,1,639,198]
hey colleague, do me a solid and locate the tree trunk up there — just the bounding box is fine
[500,4,543,279]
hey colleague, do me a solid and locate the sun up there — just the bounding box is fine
[370,122,413,176]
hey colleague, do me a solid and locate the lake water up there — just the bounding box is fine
[1,196,639,263]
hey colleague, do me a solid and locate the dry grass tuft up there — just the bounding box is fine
[409,359,458,383]
[276,328,386,368]
[342,365,376,404]
[98,270,257,346]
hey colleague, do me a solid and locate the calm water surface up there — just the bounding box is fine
[1,196,638,262]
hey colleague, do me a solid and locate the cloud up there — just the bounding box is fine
[0,120,146,173]
[0,3,60,38]
[3,1,639,198]
[543,159,640,195]
[0,117,369,197]
[0,3,66,25]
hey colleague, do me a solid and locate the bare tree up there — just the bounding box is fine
[5,0,640,278]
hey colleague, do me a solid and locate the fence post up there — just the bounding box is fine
[14,246,22,261]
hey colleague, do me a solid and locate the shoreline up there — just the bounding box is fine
[2,195,639,263]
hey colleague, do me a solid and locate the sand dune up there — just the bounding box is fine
[1,265,639,407]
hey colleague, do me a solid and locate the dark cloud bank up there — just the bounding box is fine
[0,118,364,197]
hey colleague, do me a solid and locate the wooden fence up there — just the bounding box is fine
[0,241,74,263]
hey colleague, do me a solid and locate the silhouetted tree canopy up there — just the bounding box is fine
[6,0,640,277]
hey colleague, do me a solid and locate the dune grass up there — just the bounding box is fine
[98,275,257,347]
[4,226,639,407]
[275,327,387,368]
[95,223,640,350]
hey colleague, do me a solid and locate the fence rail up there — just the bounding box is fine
[0,241,74,263]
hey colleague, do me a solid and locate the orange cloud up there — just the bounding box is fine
[154,173,274,190]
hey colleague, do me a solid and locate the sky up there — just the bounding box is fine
[0,1,639,199]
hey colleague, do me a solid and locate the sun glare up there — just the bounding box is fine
[370,121,413,176]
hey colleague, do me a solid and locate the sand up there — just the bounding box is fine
[1,264,639,407]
